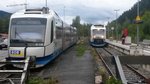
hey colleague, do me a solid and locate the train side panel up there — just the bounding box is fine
[62,24,70,50]
[53,17,63,55]
[44,17,54,57]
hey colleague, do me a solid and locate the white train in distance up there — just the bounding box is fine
[90,24,108,47]
[7,7,77,68]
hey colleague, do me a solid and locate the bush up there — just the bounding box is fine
[76,41,87,57]
[106,76,122,84]
[28,77,58,84]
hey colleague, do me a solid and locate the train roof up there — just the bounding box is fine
[94,24,104,27]
[10,7,71,29]
[91,24,106,30]
[10,7,60,19]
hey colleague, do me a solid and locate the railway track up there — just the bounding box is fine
[95,47,150,84]
[123,64,146,84]
[0,64,21,84]
[105,48,150,84]
[0,57,32,84]
[95,48,116,79]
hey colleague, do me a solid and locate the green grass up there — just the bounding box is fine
[106,76,122,84]
[76,41,87,57]
[28,77,58,84]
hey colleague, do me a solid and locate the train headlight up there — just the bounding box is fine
[101,36,104,39]
[93,36,96,38]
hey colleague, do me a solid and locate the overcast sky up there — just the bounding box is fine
[0,0,138,24]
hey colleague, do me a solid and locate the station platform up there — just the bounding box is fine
[36,47,95,84]
[106,39,150,56]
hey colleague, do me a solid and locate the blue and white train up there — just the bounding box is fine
[7,7,77,68]
[90,24,107,47]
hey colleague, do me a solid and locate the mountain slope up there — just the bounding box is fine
[109,0,150,42]
[0,10,11,18]
[117,0,150,24]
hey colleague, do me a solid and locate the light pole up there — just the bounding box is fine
[111,27,114,40]
[114,9,119,41]
[64,6,66,22]
[45,0,47,7]
[137,0,140,45]
[25,0,27,9]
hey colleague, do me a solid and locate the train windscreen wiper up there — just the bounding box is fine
[11,29,28,46]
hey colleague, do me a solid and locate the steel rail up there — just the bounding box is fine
[104,47,149,83]
[94,48,116,79]
[103,48,127,84]
[126,64,150,83]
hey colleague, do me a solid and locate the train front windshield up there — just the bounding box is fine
[10,18,47,47]
[93,29,104,35]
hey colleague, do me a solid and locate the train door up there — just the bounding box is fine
[62,22,65,51]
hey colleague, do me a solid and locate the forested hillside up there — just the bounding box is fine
[0,10,11,33]
[72,16,91,37]
[109,0,150,42]
[0,11,11,19]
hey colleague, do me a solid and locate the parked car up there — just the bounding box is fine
[0,39,8,50]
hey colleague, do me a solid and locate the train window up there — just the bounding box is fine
[93,29,105,35]
[56,27,62,39]
[51,21,54,43]
[12,18,46,25]
[10,18,46,47]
